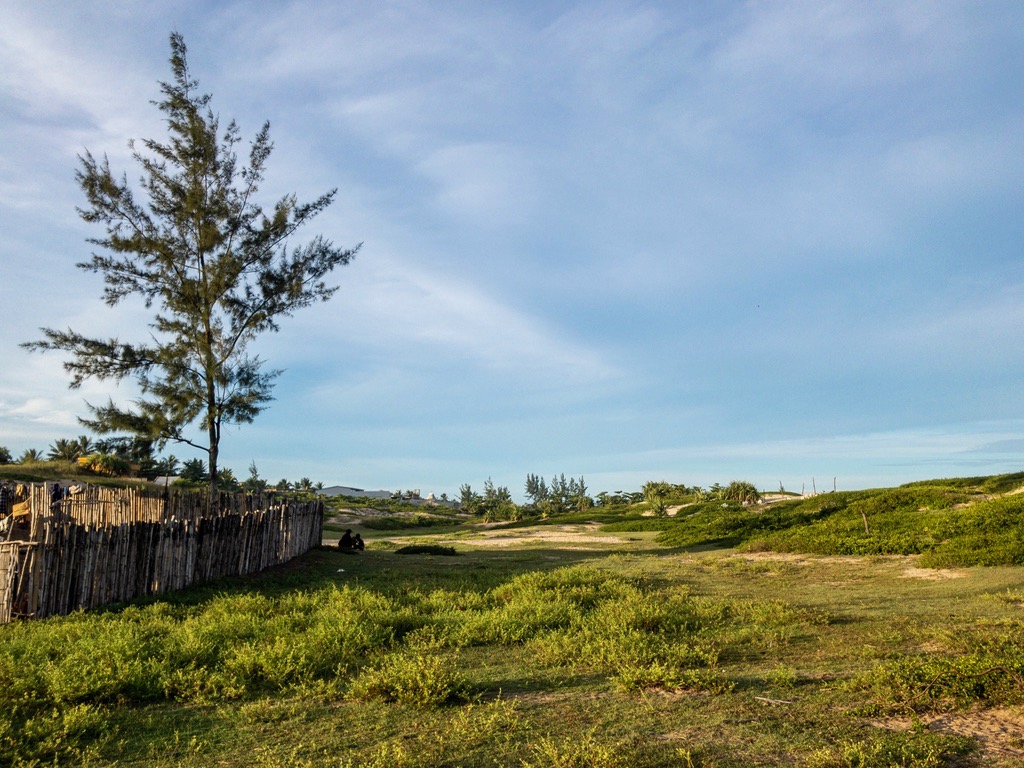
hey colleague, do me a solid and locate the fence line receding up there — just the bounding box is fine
[0,483,324,622]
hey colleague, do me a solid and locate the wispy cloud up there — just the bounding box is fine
[416,142,539,225]
[1,2,1021,491]
[272,248,619,385]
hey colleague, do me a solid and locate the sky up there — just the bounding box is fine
[1,1,1023,500]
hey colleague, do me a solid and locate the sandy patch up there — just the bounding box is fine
[377,523,629,549]
[735,552,812,564]
[870,708,1024,762]
[736,552,972,580]
[736,551,873,567]
[902,567,968,581]
[448,524,625,548]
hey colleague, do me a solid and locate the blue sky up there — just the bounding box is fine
[1,1,1022,499]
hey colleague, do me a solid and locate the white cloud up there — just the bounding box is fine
[881,122,1024,201]
[272,249,619,385]
[0,6,159,139]
[714,1,969,95]
[1,2,1022,494]
[416,142,537,224]
[0,356,118,448]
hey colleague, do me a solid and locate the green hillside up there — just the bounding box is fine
[598,472,1024,567]
[1,470,1024,765]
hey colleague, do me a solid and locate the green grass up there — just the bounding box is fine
[3,471,1024,765]
[631,474,1024,568]
[359,515,463,531]
[0,460,149,488]
[2,538,1024,766]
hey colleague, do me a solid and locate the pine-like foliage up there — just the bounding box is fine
[24,33,359,494]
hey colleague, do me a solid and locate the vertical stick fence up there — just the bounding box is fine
[0,483,324,622]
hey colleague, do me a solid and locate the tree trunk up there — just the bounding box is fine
[207,419,218,511]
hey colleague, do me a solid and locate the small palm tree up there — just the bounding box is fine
[642,481,671,516]
[723,481,761,505]
[48,438,85,461]
[19,448,43,463]
[217,468,239,490]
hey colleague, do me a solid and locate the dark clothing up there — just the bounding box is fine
[353,534,365,551]
[339,531,353,549]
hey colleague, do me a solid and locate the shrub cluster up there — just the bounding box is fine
[619,478,1024,568]
[0,566,826,763]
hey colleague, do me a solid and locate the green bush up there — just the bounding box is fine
[600,517,677,533]
[920,495,1024,567]
[521,731,624,768]
[77,452,132,477]
[804,732,960,768]
[394,544,458,556]
[644,484,1024,567]
[360,515,459,531]
[348,652,469,707]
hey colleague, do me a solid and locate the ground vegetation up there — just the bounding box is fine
[1,472,1023,765]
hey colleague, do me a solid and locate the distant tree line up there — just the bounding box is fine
[0,439,325,495]
[2,441,765,511]
[456,475,765,521]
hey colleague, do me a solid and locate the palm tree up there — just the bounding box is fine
[19,448,43,463]
[296,477,314,492]
[642,481,671,516]
[48,438,85,461]
[723,481,761,505]
[161,455,180,476]
[216,468,239,490]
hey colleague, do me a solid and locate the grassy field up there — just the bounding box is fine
[2,476,1024,766]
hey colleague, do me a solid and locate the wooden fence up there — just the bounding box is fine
[0,483,324,622]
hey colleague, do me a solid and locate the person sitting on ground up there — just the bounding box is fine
[338,529,353,550]
[353,533,364,551]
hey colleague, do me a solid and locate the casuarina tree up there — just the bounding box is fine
[24,33,359,500]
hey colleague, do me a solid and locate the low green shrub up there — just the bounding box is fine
[919,495,1024,567]
[4,557,984,763]
[347,651,469,707]
[646,485,1024,567]
[859,655,1024,713]
[521,731,624,768]
[77,452,132,477]
[804,732,967,768]
[360,515,459,531]
[394,544,458,556]
[655,495,854,549]
[600,517,677,533]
